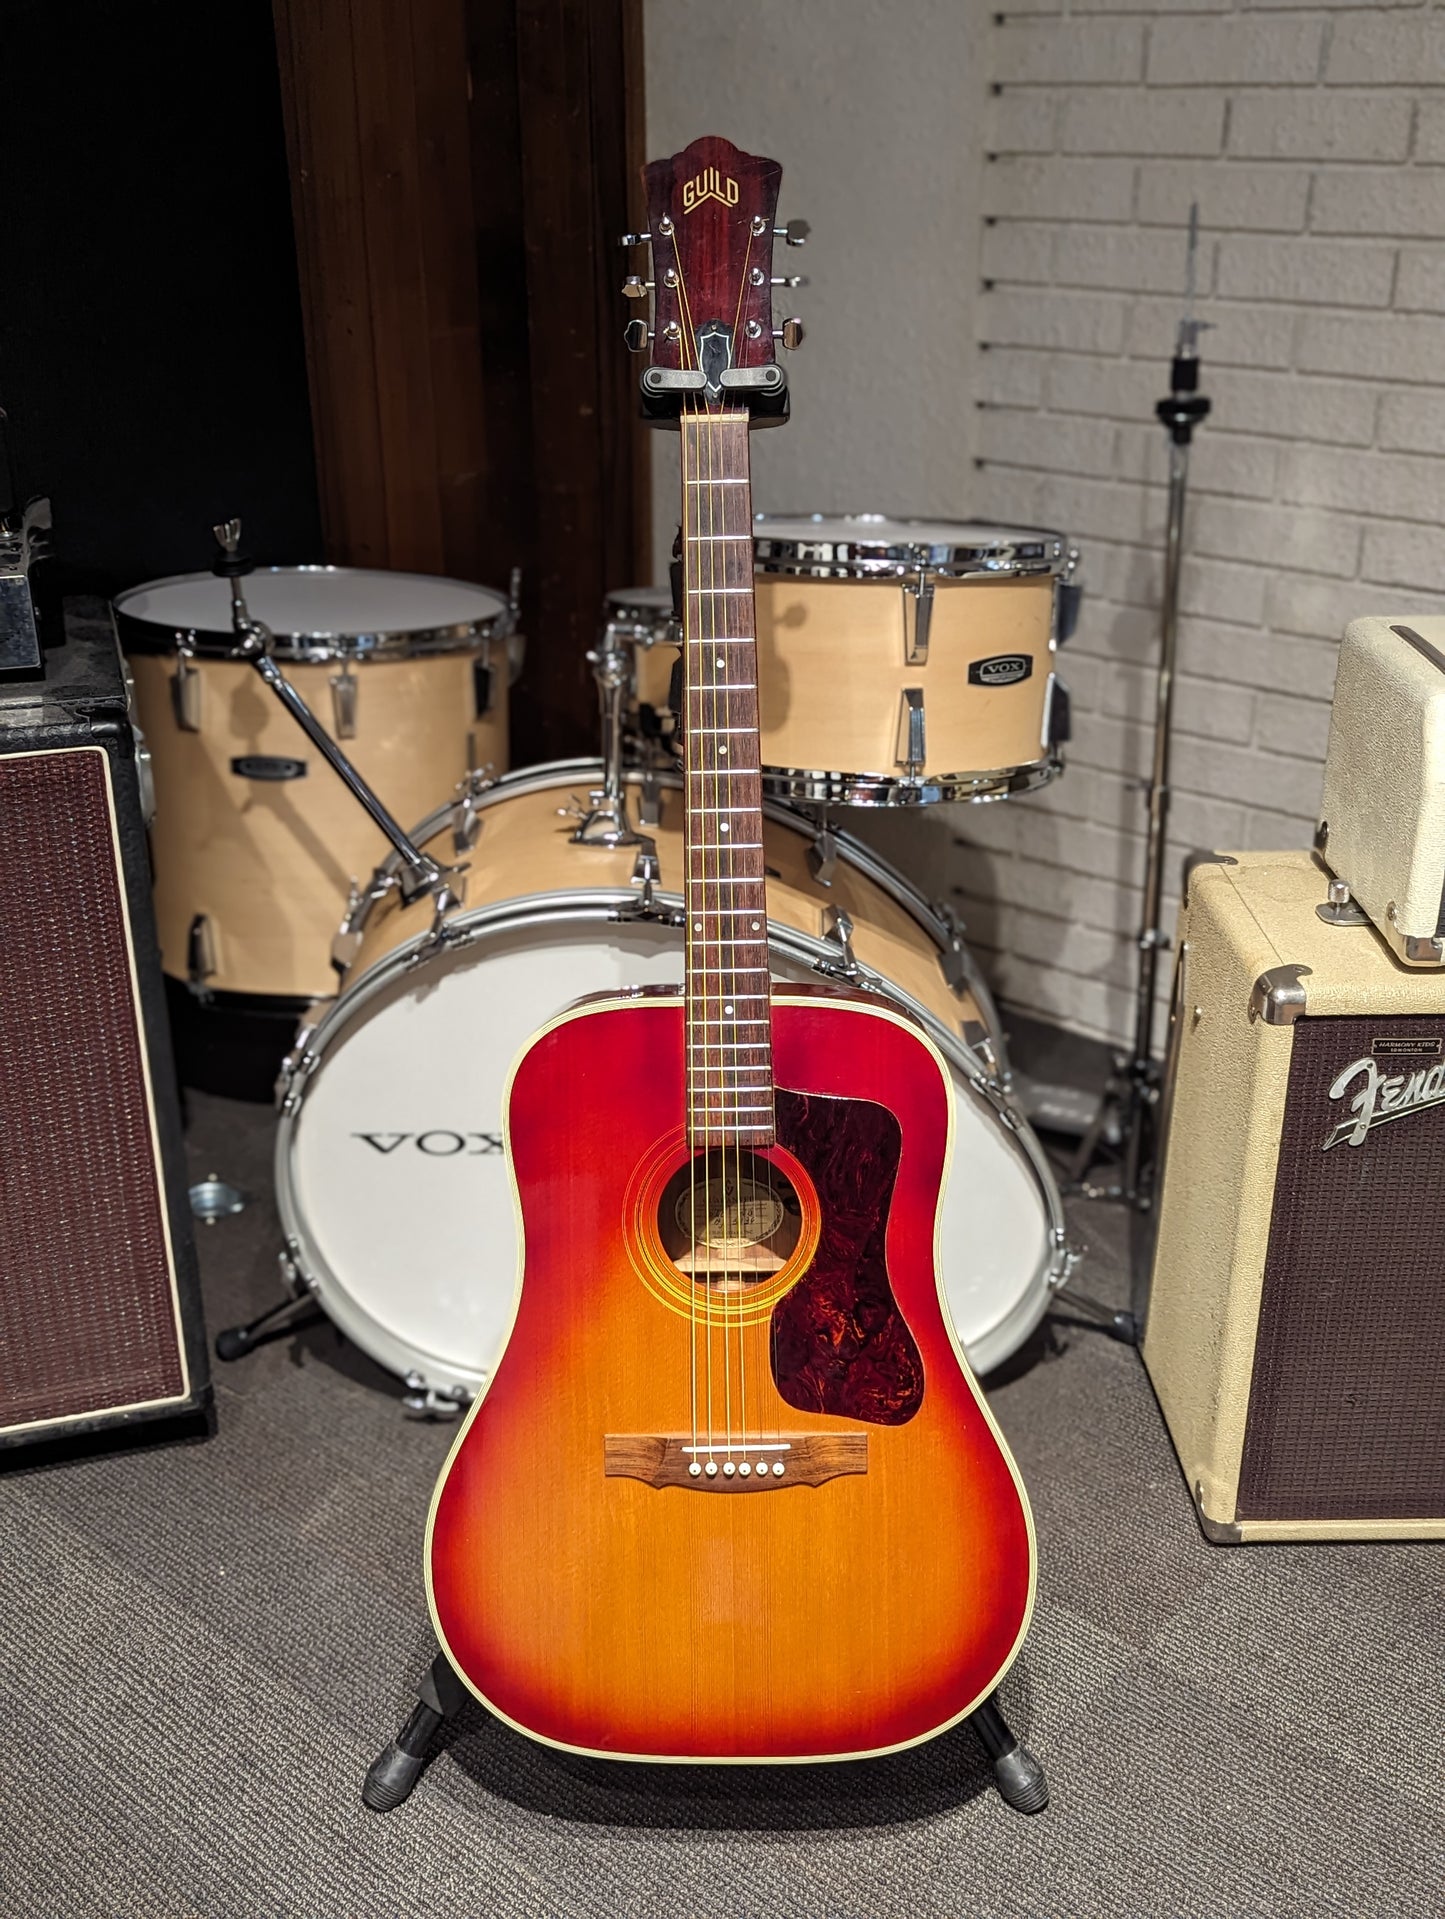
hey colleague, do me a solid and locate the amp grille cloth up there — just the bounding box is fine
[1239,1012,1445,1520]
[0,749,184,1428]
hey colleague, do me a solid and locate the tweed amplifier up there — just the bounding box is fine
[1143,848,1445,1543]
[1317,614,1445,966]
[0,614,209,1451]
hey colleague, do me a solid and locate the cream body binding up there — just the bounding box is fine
[128,651,507,999]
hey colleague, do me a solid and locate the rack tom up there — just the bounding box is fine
[118,566,519,1005]
[752,514,1075,806]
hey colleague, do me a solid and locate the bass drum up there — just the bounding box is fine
[276,763,1067,1411]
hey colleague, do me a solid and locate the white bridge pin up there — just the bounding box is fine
[723,1461,737,1477]
[772,1462,785,1476]
[705,1461,719,1477]
[688,1461,702,1477]
[739,1462,752,1477]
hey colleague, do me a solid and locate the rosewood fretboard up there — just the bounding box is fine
[681,410,774,1147]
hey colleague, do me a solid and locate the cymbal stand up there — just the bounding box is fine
[210,519,461,923]
[1068,208,1211,1213]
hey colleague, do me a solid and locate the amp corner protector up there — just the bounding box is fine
[1248,963,1311,1027]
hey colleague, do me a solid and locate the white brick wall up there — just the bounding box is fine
[950,0,1445,1048]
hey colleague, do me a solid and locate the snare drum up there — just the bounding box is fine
[277,762,1064,1409]
[117,566,519,1002]
[752,514,1074,806]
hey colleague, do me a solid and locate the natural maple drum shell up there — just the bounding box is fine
[426,991,1036,1761]
[346,773,980,1040]
[129,652,507,999]
[754,574,1055,778]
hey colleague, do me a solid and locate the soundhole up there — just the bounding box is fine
[656,1149,803,1291]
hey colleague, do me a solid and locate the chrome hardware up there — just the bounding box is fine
[806,824,838,887]
[1248,963,1311,1026]
[1316,876,1370,929]
[451,767,497,854]
[630,837,661,913]
[574,621,642,847]
[1384,900,1445,966]
[624,319,650,352]
[894,687,926,775]
[329,664,358,739]
[618,230,651,247]
[745,320,763,341]
[622,275,650,299]
[171,646,203,731]
[401,1371,471,1421]
[637,768,663,830]
[821,904,860,978]
[331,903,366,978]
[189,1174,247,1225]
[903,568,933,665]
[662,321,682,344]
[275,1027,320,1111]
[775,218,810,246]
[776,318,805,350]
[187,913,217,1000]
[772,274,807,288]
[1180,849,1237,909]
[657,214,674,237]
[508,565,522,623]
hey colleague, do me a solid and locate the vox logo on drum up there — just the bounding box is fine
[353,1131,503,1156]
[967,655,1033,688]
[682,167,739,214]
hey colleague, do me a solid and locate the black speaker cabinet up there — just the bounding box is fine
[0,614,210,1450]
[1145,849,1445,1542]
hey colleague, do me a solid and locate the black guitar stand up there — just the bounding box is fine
[362,1644,1048,1816]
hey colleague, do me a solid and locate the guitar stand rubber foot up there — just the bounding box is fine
[362,1651,469,1813]
[992,1742,1050,1814]
[968,1693,1049,1815]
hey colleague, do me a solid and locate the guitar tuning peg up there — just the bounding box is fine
[623,318,651,352]
[771,273,808,289]
[775,317,805,351]
[774,219,810,248]
[622,275,652,300]
[618,231,651,248]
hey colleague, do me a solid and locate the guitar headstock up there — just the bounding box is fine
[621,134,807,429]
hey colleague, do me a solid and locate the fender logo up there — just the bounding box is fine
[353,1131,503,1156]
[682,167,739,214]
[1323,1051,1445,1150]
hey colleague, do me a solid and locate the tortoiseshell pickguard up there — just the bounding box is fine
[768,1088,924,1426]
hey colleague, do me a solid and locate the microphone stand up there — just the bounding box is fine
[1068,207,1212,1217]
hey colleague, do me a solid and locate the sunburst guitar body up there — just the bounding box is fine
[424,134,1037,1764]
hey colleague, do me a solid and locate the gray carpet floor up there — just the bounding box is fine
[3,1085,1441,1919]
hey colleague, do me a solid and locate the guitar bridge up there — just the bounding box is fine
[603,1432,866,1490]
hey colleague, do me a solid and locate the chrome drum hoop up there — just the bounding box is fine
[752,514,1071,582]
[113,564,518,663]
[760,758,1064,809]
[276,888,1073,1389]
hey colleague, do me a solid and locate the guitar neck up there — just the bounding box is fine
[681,409,775,1148]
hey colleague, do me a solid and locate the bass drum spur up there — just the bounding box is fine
[752,514,1076,806]
[276,762,1070,1414]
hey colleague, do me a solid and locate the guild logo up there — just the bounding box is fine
[1323,1049,1445,1150]
[968,654,1032,688]
[682,168,739,214]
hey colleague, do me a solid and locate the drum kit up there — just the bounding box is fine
[117,512,1083,1414]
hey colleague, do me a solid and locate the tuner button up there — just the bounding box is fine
[776,218,811,248]
[623,319,650,352]
[778,317,805,351]
[622,275,650,300]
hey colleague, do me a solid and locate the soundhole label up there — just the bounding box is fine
[657,1149,803,1289]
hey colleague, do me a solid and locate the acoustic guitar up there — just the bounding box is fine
[426,134,1036,1764]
